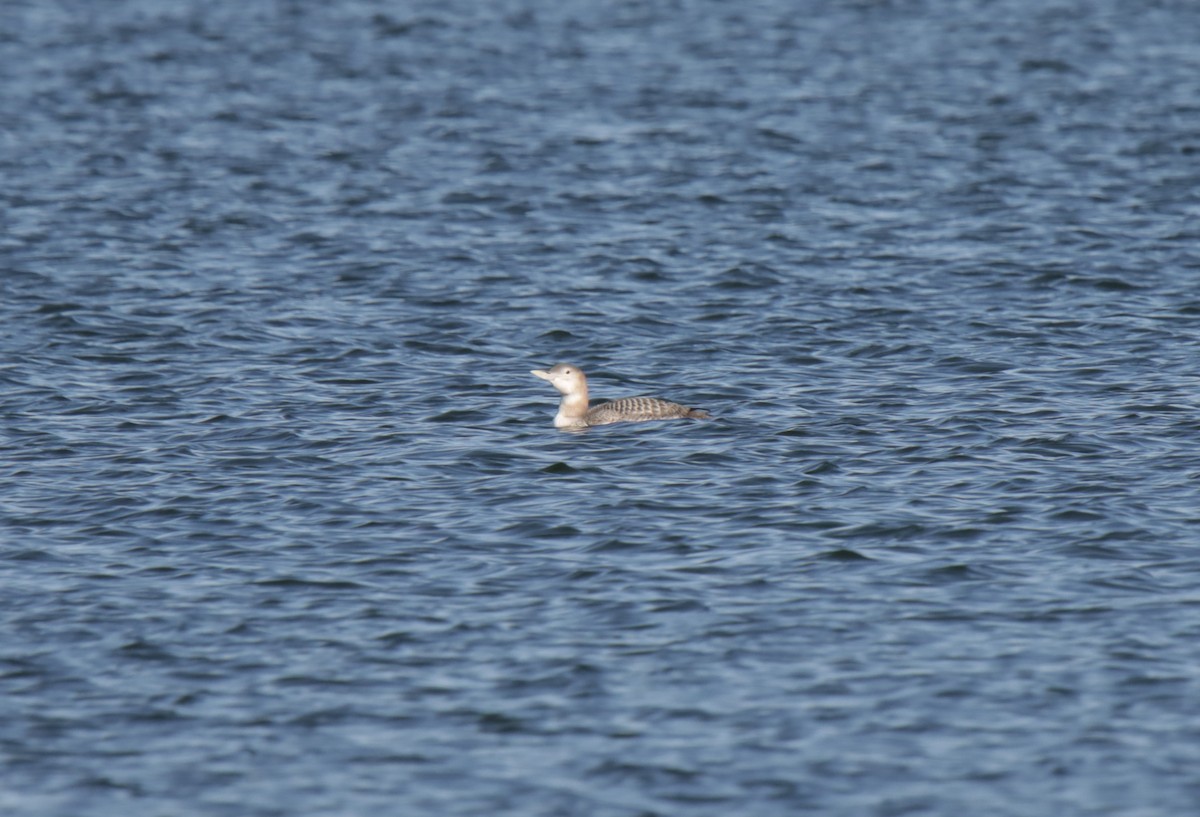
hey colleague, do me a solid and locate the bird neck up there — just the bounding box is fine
[554,384,590,426]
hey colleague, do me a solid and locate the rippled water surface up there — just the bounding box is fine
[4,1,1200,814]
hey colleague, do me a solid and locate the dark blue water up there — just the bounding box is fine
[4,1,1200,814]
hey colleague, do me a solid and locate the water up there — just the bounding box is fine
[3,0,1200,814]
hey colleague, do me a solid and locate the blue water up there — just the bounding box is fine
[3,1,1200,814]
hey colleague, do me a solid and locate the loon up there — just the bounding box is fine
[531,363,710,429]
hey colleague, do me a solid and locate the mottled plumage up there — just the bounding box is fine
[584,396,700,424]
[531,363,710,430]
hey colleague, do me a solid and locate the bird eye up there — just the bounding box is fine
[564,369,572,374]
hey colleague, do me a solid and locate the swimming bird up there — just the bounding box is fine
[531,363,710,429]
